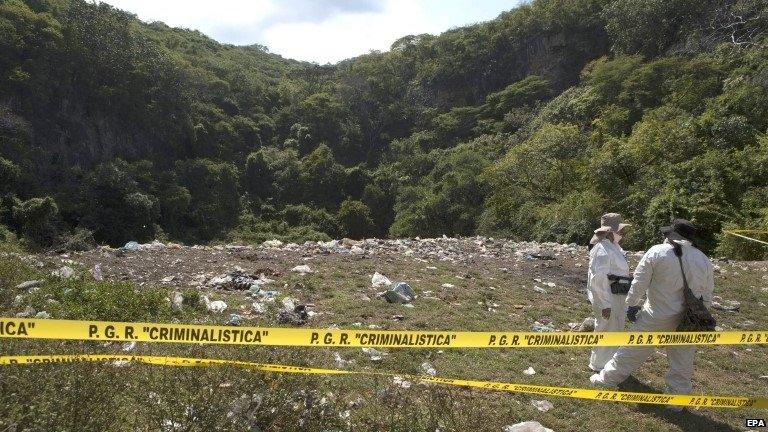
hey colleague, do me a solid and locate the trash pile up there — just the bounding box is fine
[208,269,274,291]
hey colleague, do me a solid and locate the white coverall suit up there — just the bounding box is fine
[587,238,630,371]
[592,239,714,395]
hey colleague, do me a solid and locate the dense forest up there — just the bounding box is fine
[1,0,767,258]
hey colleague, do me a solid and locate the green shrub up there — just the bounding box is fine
[57,228,96,252]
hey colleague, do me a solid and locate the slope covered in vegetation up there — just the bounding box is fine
[1,0,766,257]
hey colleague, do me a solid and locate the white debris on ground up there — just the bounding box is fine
[291,264,313,274]
[203,296,227,313]
[15,280,43,290]
[530,399,554,412]
[711,296,740,312]
[362,347,387,361]
[503,421,554,432]
[51,266,75,279]
[392,376,412,389]
[523,367,536,375]
[371,272,392,288]
[421,362,437,376]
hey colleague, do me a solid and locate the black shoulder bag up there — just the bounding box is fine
[672,242,716,332]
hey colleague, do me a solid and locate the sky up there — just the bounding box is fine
[99,0,524,64]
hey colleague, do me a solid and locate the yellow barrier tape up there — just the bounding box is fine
[1,354,765,409]
[1,318,767,347]
[723,230,768,246]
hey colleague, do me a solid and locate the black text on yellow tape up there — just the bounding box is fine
[1,354,765,409]
[1,318,767,347]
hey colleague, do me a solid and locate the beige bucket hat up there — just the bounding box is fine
[590,213,631,244]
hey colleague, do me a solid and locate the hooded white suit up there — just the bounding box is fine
[591,239,715,396]
[587,238,630,371]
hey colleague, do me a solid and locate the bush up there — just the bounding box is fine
[56,228,96,252]
[336,199,376,239]
[12,196,59,249]
[181,290,202,309]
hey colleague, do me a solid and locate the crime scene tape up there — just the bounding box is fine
[0,354,765,409]
[1,318,767,347]
[723,230,768,246]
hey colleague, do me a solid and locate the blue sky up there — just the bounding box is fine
[100,0,524,63]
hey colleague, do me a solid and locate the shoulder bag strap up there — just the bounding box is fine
[671,241,691,293]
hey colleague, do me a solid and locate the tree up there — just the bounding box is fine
[13,196,58,248]
[175,158,240,243]
[337,199,376,239]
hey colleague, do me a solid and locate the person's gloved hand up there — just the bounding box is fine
[626,306,641,323]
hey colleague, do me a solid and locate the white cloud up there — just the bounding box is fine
[100,0,511,63]
[262,0,437,63]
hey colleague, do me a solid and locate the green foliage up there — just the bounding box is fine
[80,160,159,246]
[175,158,240,243]
[1,0,767,258]
[57,227,96,252]
[12,195,58,249]
[337,199,376,239]
[0,158,20,193]
[26,278,169,321]
[181,289,202,310]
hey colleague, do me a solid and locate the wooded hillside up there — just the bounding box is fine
[1,0,766,257]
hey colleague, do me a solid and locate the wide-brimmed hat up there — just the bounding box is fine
[661,218,697,241]
[590,213,630,245]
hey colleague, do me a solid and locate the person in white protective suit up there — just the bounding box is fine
[587,213,632,372]
[590,219,715,412]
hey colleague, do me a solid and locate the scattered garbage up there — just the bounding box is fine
[90,264,103,281]
[277,304,309,325]
[382,282,416,303]
[532,321,555,332]
[334,352,353,368]
[525,253,556,261]
[282,297,296,311]
[530,400,554,412]
[441,283,455,289]
[577,317,596,332]
[122,341,137,352]
[392,376,411,389]
[122,241,140,251]
[262,239,284,248]
[712,297,740,312]
[203,296,227,313]
[120,240,166,252]
[362,347,387,361]
[251,302,266,313]
[171,291,184,311]
[34,311,51,319]
[52,266,75,279]
[15,280,43,290]
[16,306,36,318]
[503,421,554,432]
[291,264,313,274]
[421,362,437,376]
[371,272,392,288]
[523,367,536,376]
[209,269,272,291]
[226,313,244,326]
[533,286,548,294]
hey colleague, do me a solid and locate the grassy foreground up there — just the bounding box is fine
[0,246,766,432]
